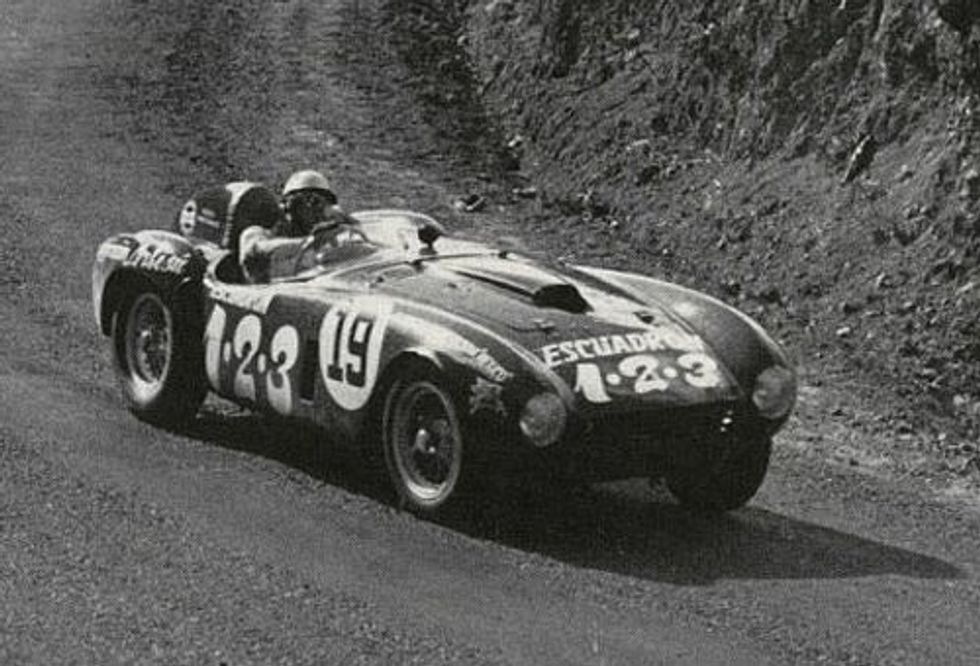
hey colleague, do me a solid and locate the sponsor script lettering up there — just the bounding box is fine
[124,246,190,274]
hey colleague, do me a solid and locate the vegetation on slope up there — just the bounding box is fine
[401,1,980,441]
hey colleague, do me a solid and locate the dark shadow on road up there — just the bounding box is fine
[446,481,965,586]
[184,404,964,587]
[183,403,392,496]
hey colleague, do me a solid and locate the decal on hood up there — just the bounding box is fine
[539,326,706,369]
[571,352,723,403]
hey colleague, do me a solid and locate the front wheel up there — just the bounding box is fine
[382,370,467,515]
[664,433,772,512]
[112,288,206,426]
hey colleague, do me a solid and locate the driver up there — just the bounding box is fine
[239,169,361,283]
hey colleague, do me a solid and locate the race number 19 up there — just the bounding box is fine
[318,299,392,411]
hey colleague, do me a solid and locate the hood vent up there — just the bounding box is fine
[533,283,590,313]
[439,256,592,314]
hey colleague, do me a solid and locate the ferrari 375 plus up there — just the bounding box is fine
[92,187,796,515]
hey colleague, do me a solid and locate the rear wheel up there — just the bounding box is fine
[664,433,772,512]
[382,369,466,515]
[112,288,206,426]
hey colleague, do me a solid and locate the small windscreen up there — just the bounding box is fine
[353,210,448,248]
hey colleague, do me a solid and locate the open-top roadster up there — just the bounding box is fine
[92,185,796,514]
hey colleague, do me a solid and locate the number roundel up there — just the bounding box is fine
[178,199,197,236]
[319,299,393,411]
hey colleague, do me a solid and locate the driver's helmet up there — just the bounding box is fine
[281,169,338,236]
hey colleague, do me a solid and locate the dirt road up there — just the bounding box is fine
[2,1,979,663]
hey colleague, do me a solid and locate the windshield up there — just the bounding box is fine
[291,230,381,276]
[351,209,493,258]
[352,209,440,252]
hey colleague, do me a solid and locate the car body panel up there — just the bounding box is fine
[576,265,793,393]
[198,273,557,446]
[365,257,743,414]
[92,229,208,334]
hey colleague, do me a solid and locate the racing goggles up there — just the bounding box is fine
[289,189,338,211]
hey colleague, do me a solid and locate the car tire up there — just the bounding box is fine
[112,287,206,426]
[664,432,772,512]
[381,368,467,516]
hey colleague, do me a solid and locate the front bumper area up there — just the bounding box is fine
[512,401,764,483]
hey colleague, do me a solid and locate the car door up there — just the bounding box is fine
[202,281,329,419]
[201,279,396,445]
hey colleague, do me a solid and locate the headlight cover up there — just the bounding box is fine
[520,393,566,448]
[752,365,797,420]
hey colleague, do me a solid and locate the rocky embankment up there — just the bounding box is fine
[386,0,980,455]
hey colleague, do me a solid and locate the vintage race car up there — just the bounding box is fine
[92,183,796,514]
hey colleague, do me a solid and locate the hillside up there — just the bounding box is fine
[383,0,980,451]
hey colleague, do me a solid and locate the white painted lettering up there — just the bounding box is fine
[541,344,562,368]
[573,339,595,360]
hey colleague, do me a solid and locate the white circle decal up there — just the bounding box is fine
[178,199,197,236]
[318,298,393,411]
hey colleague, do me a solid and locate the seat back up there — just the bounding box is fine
[174,182,281,255]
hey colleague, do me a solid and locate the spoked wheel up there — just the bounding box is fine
[383,373,465,515]
[112,288,205,426]
[123,293,172,403]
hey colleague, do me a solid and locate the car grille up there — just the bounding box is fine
[560,402,749,480]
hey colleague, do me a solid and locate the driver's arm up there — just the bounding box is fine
[239,226,306,283]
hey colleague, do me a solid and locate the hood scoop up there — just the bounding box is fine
[441,255,592,314]
[531,283,590,313]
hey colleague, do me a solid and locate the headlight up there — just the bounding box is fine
[520,393,566,448]
[752,365,797,420]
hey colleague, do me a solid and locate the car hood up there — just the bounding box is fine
[352,253,743,410]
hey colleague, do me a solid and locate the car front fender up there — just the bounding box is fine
[575,266,794,393]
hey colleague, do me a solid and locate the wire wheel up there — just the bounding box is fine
[111,286,206,425]
[384,377,464,512]
[123,292,173,403]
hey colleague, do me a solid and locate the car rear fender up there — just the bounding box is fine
[93,230,206,335]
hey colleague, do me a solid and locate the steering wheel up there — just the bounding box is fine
[290,222,374,274]
[304,222,370,252]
